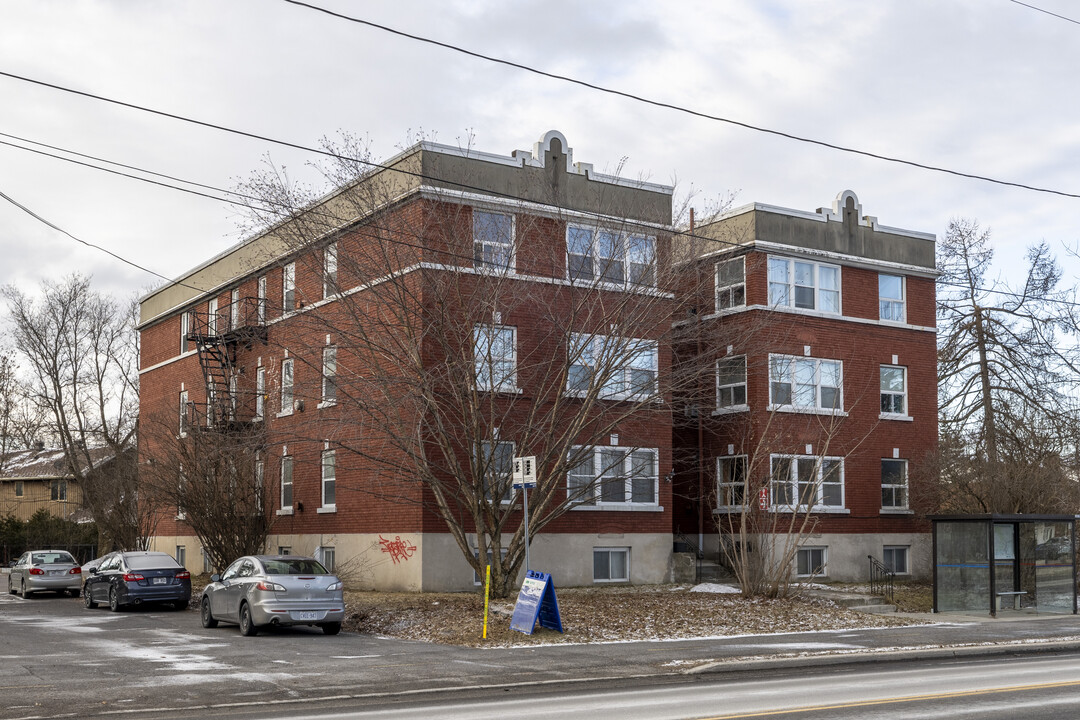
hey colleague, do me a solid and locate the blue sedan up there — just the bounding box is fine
[83,551,191,611]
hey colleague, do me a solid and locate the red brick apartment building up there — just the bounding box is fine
[672,190,937,581]
[138,131,679,590]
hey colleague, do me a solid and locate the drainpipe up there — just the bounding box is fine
[691,208,704,562]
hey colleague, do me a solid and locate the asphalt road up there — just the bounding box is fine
[6,583,1080,720]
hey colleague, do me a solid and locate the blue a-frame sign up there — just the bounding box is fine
[510,570,563,635]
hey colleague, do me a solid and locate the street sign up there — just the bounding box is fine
[758,487,768,510]
[510,570,563,635]
[512,456,537,489]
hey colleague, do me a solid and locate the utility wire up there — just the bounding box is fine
[4,127,1080,314]
[1008,0,1080,26]
[281,0,1080,200]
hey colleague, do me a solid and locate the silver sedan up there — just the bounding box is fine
[7,550,83,597]
[200,555,345,636]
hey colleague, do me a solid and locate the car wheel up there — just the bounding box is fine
[200,597,218,628]
[84,586,98,609]
[21,580,31,598]
[321,622,342,636]
[239,603,259,636]
[108,586,121,612]
[6,577,13,595]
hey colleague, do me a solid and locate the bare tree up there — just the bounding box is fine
[935,219,1080,513]
[232,134,680,596]
[2,275,151,550]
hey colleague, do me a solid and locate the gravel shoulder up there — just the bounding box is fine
[342,583,929,647]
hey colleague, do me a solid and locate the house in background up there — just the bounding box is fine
[673,190,938,581]
[0,444,111,522]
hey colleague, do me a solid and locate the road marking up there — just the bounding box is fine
[698,679,1080,719]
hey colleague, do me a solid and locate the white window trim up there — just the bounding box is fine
[474,324,519,393]
[566,223,657,289]
[207,297,218,335]
[880,364,910,420]
[716,455,749,511]
[257,275,267,323]
[320,346,338,406]
[320,449,336,511]
[768,354,844,414]
[879,274,906,323]
[323,241,339,299]
[179,310,189,355]
[796,546,828,578]
[716,355,748,413]
[768,256,841,315]
[567,332,659,401]
[593,547,630,583]
[769,454,847,513]
[715,256,746,311]
[279,455,293,513]
[283,262,296,312]
[473,209,516,274]
[230,288,240,329]
[254,366,266,421]
[278,358,294,417]
[881,458,909,511]
[568,446,660,510]
[179,389,189,437]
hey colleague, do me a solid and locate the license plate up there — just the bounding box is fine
[153,577,167,585]
[293,611,318,621]
[48,570,64,576]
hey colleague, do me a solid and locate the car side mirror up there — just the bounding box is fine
[210,574,221,583]
[89,567,99,575]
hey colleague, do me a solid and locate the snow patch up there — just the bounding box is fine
[689,583,742,595]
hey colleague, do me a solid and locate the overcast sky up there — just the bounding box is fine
[1,0,1078,309]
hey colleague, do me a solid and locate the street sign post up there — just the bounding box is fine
[513,456,537,571]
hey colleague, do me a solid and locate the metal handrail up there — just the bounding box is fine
[868,554,896,603]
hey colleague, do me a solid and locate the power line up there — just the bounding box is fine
[281,0,1080,201]
[1008,0,1080,26]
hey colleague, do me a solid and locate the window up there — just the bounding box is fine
[715,257,746,310]
[180,310,190,354]
[317,546,336,572]
[324,241,338,298]
[228,374,238,421]
[769,355,842,411]
[880,365,907,416]
[883,546,909,574]
[716,356,747,409]
[879,274,905,322]
[474,325,516,392]
[230,289,240,329]
[796,547,826,577]
[768,257,840,313]
[568,333,658,400]
[255,366,266,420]
[567,225,655,287]
[717,456,748,508]
[207,298,218,335]
[179,389,189,435]
[280,359,294,415]
[283,262,296,311]
[175,545,186,568]
[321,450,336,508]
[568,446,658,507]
[278,546,292,556]
[473,547,508,585]
[50,480,67,501]
[473,210,513,271]
[254,459,264,511]
[14,481,23,497]
[280,456,293,510]
[202,550,213,574]
[478,440,514,503]
[881,459,908,510]
[257,275,267,323]
[593,548,629,582]
[322,347,337,404]
[770,455,844,510]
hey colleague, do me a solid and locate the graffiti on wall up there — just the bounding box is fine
[379,535,417,564]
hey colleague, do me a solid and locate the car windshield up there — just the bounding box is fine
[32,552,76,565]
[125,554,181,570]
[262,558,328,575]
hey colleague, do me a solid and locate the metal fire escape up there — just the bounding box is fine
[186,297,267,430]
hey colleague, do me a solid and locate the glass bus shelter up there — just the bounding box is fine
[931,514,1077,616]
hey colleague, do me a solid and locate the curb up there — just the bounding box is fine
[685,638,1080,675]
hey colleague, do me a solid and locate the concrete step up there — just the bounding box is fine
[849,603,898,614]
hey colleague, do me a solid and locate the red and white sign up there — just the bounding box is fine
[758,488,769,510]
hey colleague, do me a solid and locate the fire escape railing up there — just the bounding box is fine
[186,297,267,429]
